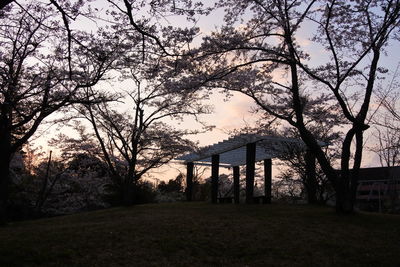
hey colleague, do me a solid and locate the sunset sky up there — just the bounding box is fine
[29,0,400,182]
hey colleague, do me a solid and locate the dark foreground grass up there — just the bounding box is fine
[1,203,400,267]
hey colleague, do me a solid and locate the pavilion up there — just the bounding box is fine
[176,134,321,204]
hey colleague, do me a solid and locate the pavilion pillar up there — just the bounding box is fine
[264,159,272,204]
[246,142,256,204]
[186,162,194,201]
[211,154,219,204]
[233,166,240,204]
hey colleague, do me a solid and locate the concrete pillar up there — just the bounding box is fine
[211,154,219,204]
[186,162,194,201]
[264,159,272,204]
[233,166,240,204]
[246,142,256,204]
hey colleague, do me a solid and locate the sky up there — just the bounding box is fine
[28,0,400,183]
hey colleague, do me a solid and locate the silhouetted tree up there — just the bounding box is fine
[78,74,209,205]
[0,0,13,10]
[62,0,212,205]
[0,2,121,222]
[371,84,400,167]
[158,174,184,193]
[370,85,400,211]
[177,0,400,213]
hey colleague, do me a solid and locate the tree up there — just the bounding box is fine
[104,0,209,63]
[272,174,303,203]
[371,78,400,167]
[273,120,340,204]
[0,1,13,10]
[158,174,184,194]
[14,150,110,217]
[41,153,110,215]
[0,2,119,222]
[369,83,400,211]
[59,0,211,206]
[77,67,209,205]
[276,146,335,204]
[177,0,400,213]
[371,121,400,167]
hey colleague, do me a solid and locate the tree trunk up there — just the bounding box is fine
[335,186,354,214]
[0,137,11,224]
[35,151,52,214]
[122,178,135,206]
[304,150,318,204]
[0,100,12,223]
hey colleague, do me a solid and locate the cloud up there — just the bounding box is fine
[212,91,259,130]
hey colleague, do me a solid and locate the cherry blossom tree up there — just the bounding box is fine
[371,78,400,167]
[371,120,400,168]
[61,0,212,206]
[177,0,400,213]
[76,66,211,205]
[0,1,120,222]
[11,147,110,217]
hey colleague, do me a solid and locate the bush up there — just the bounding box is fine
[103,180,157,206]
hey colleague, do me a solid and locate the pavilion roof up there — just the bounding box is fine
[176,134,324,167]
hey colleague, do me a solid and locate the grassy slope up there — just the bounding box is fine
[0,203,399,267]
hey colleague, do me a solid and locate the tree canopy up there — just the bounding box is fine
[172,0,400,213]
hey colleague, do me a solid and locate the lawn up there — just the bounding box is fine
[0,202,399,266]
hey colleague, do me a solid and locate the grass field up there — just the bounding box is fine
[1,202,399,266]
